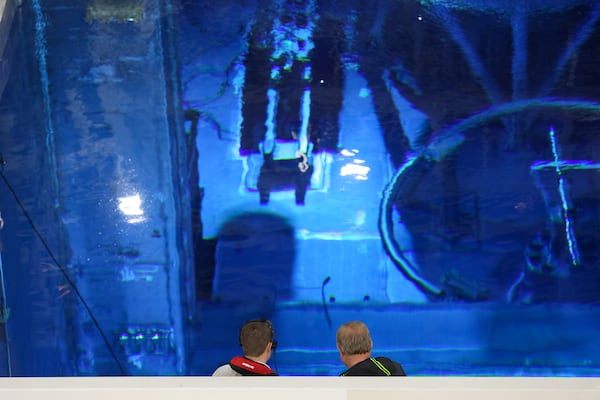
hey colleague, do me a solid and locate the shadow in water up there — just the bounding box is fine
[212,212,296,314]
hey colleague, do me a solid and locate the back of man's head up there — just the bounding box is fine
[239,319,274,357]
[336,321,373,355]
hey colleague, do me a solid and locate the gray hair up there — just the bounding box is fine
[336,321,373,355]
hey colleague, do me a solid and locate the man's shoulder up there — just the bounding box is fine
[374,356,406,376]
[212,364,242,376]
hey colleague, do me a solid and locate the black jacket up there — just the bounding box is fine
[340,356,406,376]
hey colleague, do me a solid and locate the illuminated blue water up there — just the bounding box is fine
[0,0,600,376]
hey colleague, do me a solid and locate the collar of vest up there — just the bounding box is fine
[229,356,276,376]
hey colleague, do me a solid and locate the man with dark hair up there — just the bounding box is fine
[212,319,278,376]
[336,321,406,376]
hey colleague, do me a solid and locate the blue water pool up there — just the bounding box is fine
[0,0,600,376]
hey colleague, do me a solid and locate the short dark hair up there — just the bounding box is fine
[336,321,373,355]
[239,319,275,357]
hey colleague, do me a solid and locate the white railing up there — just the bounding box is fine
[0,377,600,399]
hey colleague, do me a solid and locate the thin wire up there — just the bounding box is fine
[321,276,332,329]
[0,167,126,375]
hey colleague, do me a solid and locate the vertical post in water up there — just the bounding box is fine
[32,0,60,205]
[510,7,527,148]
[548,127,581,268]
[0,211,11,376]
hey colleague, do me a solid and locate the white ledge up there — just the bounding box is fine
[1,377,600,400]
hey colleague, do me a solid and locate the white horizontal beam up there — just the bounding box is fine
[1,377,600,400]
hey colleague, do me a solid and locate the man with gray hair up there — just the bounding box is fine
[336,321,406,376]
